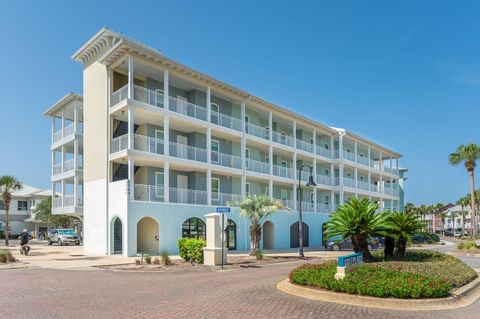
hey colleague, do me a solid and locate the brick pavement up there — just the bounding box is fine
[1,260,480,319]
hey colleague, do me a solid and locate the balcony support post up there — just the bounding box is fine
[128,106,135,150]
[206,86,211,122]
[61,145,65,173]
[379,174,383,194]
[379,151,383,171]
[207,127,211,164]
[74,175,78,208]
[339,133,344,189]
[269,179,273,199]
[241,101,246,172]
[268,144,273,175]
[330,163,334,186]
[127,56,134,100]
[293,121,297,148]
[368,146,371,166]
[164,162,170,202]
[207,169,212,206]
[73,101,78,135]
[330,190,335,211]
[61,179,65,207]
[163,70,169,110]
[61,109,65,139]
[390,156,393,173]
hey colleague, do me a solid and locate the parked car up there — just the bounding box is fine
[412,233,440,243]
[326,237,383,251]
[443,230,454,237]
[48,229,81,246]
[454,229,463,238]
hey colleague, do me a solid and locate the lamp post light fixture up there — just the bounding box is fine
[297,164,316,258]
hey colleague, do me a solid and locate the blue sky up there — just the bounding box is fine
[0,0,479,205]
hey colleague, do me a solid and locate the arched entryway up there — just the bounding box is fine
[113,217,123,255]
[226,219,236,250]
[290,221,309,248]
[263,221,275,250]
[322,223,328,248]
[182,217,206,240]
[137,217,159,255]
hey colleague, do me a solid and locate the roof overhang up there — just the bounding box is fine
[44,93,83,116]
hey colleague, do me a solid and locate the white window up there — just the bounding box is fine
[211,103,219,123]
[18,200,28,211]
[245,183,250,196]
[155,129,164,141]
[324,169,329,175]
[155,172,164,198]
[245,148,250,168]
[211,178,220,201]
[155,129,164,154]
[211,139,220,164]
[155,89,164,106]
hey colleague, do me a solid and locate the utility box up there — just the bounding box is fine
[203,213,227,266]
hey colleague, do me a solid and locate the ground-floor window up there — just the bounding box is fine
[226,219,236,250]
[182,217,206,240]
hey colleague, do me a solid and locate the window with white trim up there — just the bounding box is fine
[211,139,220,164]
[211,178,220,201]
[155,172,164,198]
[18,200,28,211]
[245,183,250,196]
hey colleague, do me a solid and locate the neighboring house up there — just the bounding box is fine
[0,184,51,236]
[46,28,405,256]
[443,204,472,232]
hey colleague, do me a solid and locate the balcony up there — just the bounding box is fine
[52,123,83,144]
[296,139,314,153]
[316,146,331,158]
[276,198,294,210]
[316,203,331,213]
[245,122,269,140]
[211,112,242,132]
[333,177,340,186]
[169,142,207,162]
[316,174,331,186]
[52,159,83,176]
[343,151,356,162]
[134,184,164,202]
[272,131,295,148]
[169,96,207,121]
[246,159,270,174]
[343,177,356,188]
[111,135,128,153]
[112,85,128,106]
[211,193,243,206]
[134,85,164,108]
[211,151,242,170]
[298,201,315,212]
[357,156,371,166]
[357,180,370,191]
[273,164,294,179]
[170,188,207,205]
[53,196,83,208]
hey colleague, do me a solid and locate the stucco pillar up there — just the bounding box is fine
[330,135,334,158]
[354,167,358,189]
[241,101,246,197]
[293,183,297,211]
[330,190,335,211]
[203,213,227,266]
[163,70,169,110]
[268,111,273,141]
[164,115,169,156]
[269,179,273,199]
[127,56,134,100]
[74,176,78,207]
[128,106,135,150]
[207,169,212,206]
[206,86,211,122]
[379,151,383,171]
[379,175,383,194]
[330,163,334,186]
[390,156,393,173]
[61,145,65,173]
[51,117,55,144]
[164,162,170,202]
[61,180,65,207]
[269,144,273,175]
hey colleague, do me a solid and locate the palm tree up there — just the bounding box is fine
[457,196,469,237]
[387,210,425,259]
[450,210,458,233]
[325,198,390,262]
[228,195,287,255]
[439,212,447,235]
[449,143,480,238]
[404,203,415,214]
[0,176,23,246]
[417,204,428,231]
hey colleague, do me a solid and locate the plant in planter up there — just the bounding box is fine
[386,210,425,259]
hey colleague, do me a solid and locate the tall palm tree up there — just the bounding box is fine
[387,210,425,259]
[449,143,480,238]
[404,202,415,214]
[417,204,428,231]
[228,195,287,255]
[325,198,390,262]
[0,176,23,246]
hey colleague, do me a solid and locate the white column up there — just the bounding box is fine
[207,169,212,206]
[73,176,78,207]
[269,179,273,199]
[269,144,273,175]
[61,146,65,173]
[127,56,134,100]
[330,135,334,157]
[354,140,358,162]
[312,129,317,154]
[330,163,334,186]
[354,167,358,189]
[396,158,399,173]
[73,139,78,170]
[379,151,383,170]
[379,174,383,194]
[330,190,335,211]
[293,183,297,211]
[51,117,55,143]
[390,156,393,173]
[241,101,247,198]
[293,152,297,209]
[206,87,211,122]
[268,111,273,141]
[293,121,297,148]
[164,162,170,202]
[391,199,394,211]
[164,116,169,156]
[207,127,212,164]
[163,70,169,110]
[339,134,344,188]
[127,106,135,150]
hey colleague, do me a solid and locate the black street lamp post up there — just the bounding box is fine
[297,164,316,258]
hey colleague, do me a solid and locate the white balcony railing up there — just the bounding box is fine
[111,134,128,153]
[63,123,74,138]
[343,151,356,161]
[211,193,243,206]
[357,156,370,166]
[135,134,164,155]
[246,159,270,174]
[211,112,242,132]
[245,122,269,140]
[357,180,370,191]
[296,139,314,153]
[333,177,340,186]
[63,159,75,172]
[316,174,331,186]
[273,165,294,179]
[272,131,295,147]
[63,196,74,207]
[343,177,356,188]
[276,199,294,210]
[169,188,208,205]
[52,131,63,144]
[334,150,340,158]
[112,85,128,106]
[371,184,379,193]
[169,96,208,121]
[211,151,242,169]
[316,146,331,158]
[169,142,207,162]
[316,203,330,213]
[134,85,164,108]
[298,201,315,212]
[134,184,164,202]
[52,197,62,208]
[53,164,62,176]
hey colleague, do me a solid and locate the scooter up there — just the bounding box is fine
[20,244,30,256]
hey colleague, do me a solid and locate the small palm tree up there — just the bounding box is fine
[228,195,287,255]
[0,176,23,246]
[387,210,425,259]
[325,198,390,262]
[449,143,480,238]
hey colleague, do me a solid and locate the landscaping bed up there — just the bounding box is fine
[289,250,477,299]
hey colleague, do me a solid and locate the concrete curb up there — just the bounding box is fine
[276,277,480,311]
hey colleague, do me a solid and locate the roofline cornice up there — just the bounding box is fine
[44,93,83,116]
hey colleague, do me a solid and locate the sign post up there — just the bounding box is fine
[216,207,231,269]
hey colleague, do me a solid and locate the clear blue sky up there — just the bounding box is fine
[0,0,478,205]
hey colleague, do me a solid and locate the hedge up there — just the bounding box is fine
[177,238,206,263]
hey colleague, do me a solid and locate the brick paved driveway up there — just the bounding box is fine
[1,260,480,319]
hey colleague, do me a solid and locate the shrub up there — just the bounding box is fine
[254,250,264,260]
[145,254,152,264]
[289,261,451,299]
[371,250,477,288]
[153,257,160,265]
[457,241,477,251]
[135,259,141,265]
[0,253,6,263]
[177,238,206,263]
[161,250,172,266]
[0,250,14,263]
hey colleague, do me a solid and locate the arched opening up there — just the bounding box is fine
[263,221,275,250]
[290,221,309,248]
[113,217,123,255]
[226,219,237,250]
[137,217,159,255]
[182,217,206,240]
[322,223,328,248]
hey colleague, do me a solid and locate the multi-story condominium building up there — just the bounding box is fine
[44,93,84,218]
[49,28,404,256]
[0,184,50,236]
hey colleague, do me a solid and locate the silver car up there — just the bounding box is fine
[48,229,81,246]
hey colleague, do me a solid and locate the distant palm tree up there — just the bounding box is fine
[228,195,287,255]
[387,210,425,259]
[449,143,480,238]
[0,176,23,246]
[404,202,415,214]
[457,196,470,237]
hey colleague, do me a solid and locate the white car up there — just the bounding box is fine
[48,229,81,246]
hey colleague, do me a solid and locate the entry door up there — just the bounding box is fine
[177,135,188,158]
[177,95,188,114]
[177,175,188,203]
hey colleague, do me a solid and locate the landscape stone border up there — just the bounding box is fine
[276,276,480,311]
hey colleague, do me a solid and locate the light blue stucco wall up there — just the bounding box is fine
[122,201,330,256]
